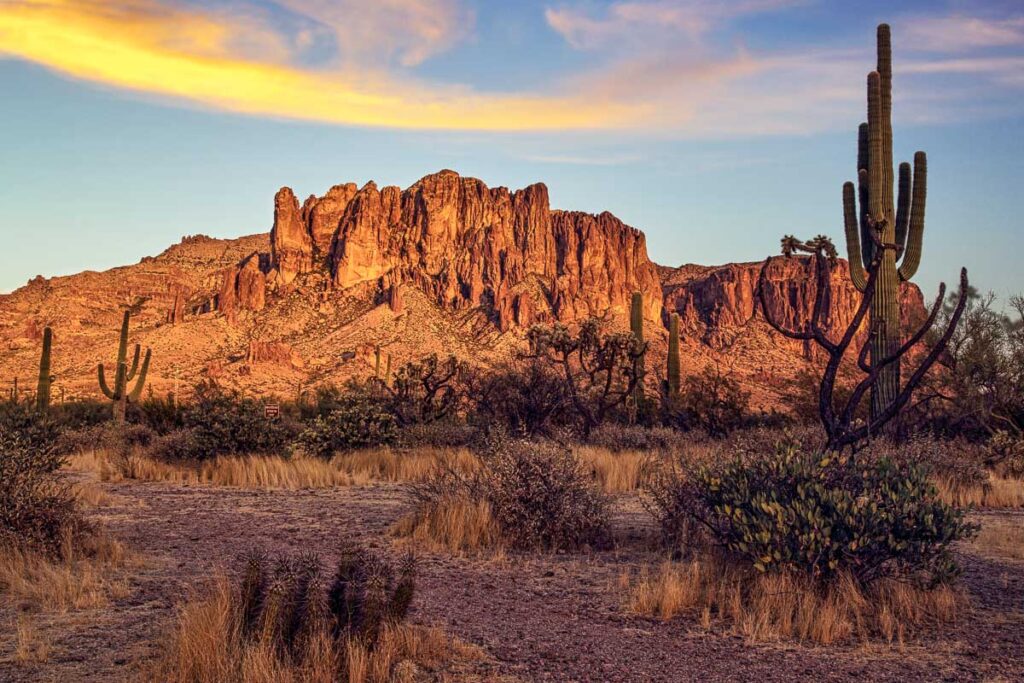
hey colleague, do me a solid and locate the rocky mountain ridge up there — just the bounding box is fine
[0,170,923,404]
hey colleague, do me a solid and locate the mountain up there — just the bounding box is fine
[0,170,923,405]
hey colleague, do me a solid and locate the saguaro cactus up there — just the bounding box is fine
[630,292,645,414]
[35,327,53,414]
[97,310,151,424]
[667,313,681,399]
[842,24,926,421]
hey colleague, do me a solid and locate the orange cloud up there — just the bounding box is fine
[0,0,639,130]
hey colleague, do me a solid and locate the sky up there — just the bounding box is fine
[1,0,1022,304]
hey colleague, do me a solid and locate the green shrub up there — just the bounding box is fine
[671,365,751,436]
[292,397,397,458]
[656,441,977,585]
[180,383,298,459]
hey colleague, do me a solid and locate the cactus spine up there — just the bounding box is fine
[35,327,53,414]
[841,24,926,421]
[667,313,681,399]
[97,310,151,424]
[630,292,645,415]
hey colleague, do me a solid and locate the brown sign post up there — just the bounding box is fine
[264,403,280,419]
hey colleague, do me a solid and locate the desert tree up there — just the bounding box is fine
[376,353,461,426]
[525,318,646,437]
[757,234,968,451]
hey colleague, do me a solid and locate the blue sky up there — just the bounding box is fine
[1,0,1022,303]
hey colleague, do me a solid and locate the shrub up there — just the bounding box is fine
[395,420,478,449]
[292,397,398,458]
[0,431,84,557]
[671,365,750,436]
[587,424,681,452]
[465,359,569,436]
[651,440,977,585]
[180,383,298,459]
[414,432,612,551]
[128,392,184,434]
[147,428,202,462]
[55,421,154,457]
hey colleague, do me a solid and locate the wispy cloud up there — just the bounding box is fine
[545,0,804,50]
[902,14,1024,52]
[0,0,1022,135]
[0,0,637,130]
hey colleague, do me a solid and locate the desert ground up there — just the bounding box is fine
[2,450,1022,683]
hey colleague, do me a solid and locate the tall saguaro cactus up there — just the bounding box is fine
[97,310,152,424]
[35,327,53,414]
[842,24,926,421]
[667,313,681,399]
[630,292,645,415]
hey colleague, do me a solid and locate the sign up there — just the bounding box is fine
[264,404,280,419]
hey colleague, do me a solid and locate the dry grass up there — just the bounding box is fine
[67,450,358,490]
[624,556,966,646]
[150,574,482,683]
[391,496,504,556]
[936,474,1024,509]
[0,531,134,612]
[573,446,651,494]
[67,447,483,491]
[13,615,51,664]
[970,520,1024,560]
[332,447,479,483]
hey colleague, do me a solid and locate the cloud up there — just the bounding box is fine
[545,0,804,50]
[0,1,1022,136]
[272,0,473,67]
[901,14,1024,52]
[0,0,638,130]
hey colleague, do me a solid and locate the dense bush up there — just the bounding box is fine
[0,430,83,557]
[418,432,612,551]
[586,423,682,452]
[465,359,569,436]
[128,392,184,434]
[670,365,751,436]
[176,382,299,460]
[395,419,478,450]
[292,396,398,458]
[647,439,977,585]
[55,421,154,456]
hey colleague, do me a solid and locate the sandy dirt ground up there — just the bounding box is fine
[2,475,1023,683]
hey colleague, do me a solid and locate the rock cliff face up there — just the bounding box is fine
[664,258,924,353]
[249,170,663,329]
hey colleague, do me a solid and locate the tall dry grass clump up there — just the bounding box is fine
[391,497,503,556]
[624,556,966,646]
[0,526,133,612]
[573,446,650,494]
[332,447,479,483]
[68,449,357,490]
[935,473,1024,509]
[150,545,478,683]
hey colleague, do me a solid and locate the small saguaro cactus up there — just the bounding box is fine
[8,377,17,404]
[667,313,681,399]
[97,310,152,424]
[842,23,927,422]
[35,327,53,414]
[630,292,645,415]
